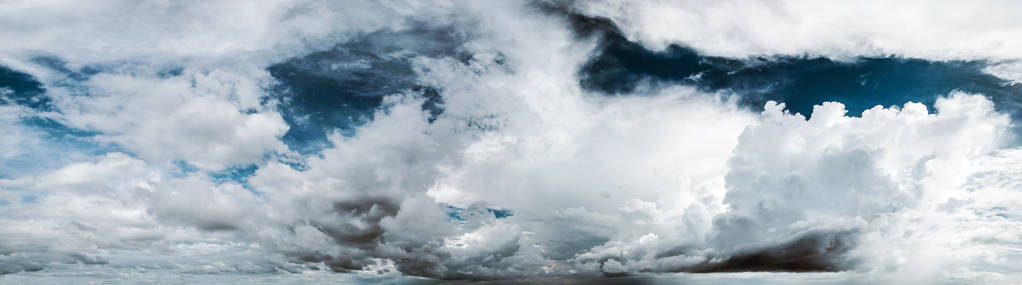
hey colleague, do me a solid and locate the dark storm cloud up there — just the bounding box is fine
[687,231,858,273]
[285,198,529,280]
[279,197,404,273]
[283,197,451,277]
[323,198,402,246]
[0,260,43,275]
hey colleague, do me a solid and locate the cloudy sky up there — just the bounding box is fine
[1,0,1022,284]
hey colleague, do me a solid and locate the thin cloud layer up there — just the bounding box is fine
[1,0,1021,283]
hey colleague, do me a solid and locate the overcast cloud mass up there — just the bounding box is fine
[2,0,1022,284]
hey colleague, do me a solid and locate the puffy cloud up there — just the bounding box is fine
[719,93,1009,243]
[51,69,290,171]
[2,0,1022,283]
[0,152,284,274]
[711,93,1012,278]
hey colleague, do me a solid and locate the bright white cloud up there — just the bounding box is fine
[577,0,1022,61]
[51,69,289,170]
[0,152,284,275]
[716,94,1013,280]
[2,0,1022,283]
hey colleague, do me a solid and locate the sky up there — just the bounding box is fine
[1,0,1022,284]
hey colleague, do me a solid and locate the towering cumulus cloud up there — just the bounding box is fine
[1,0,1021,284]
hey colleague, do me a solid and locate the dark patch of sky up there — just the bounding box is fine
[0,65,50,111]
[267,27,469,154]
[563,10,1022,120]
